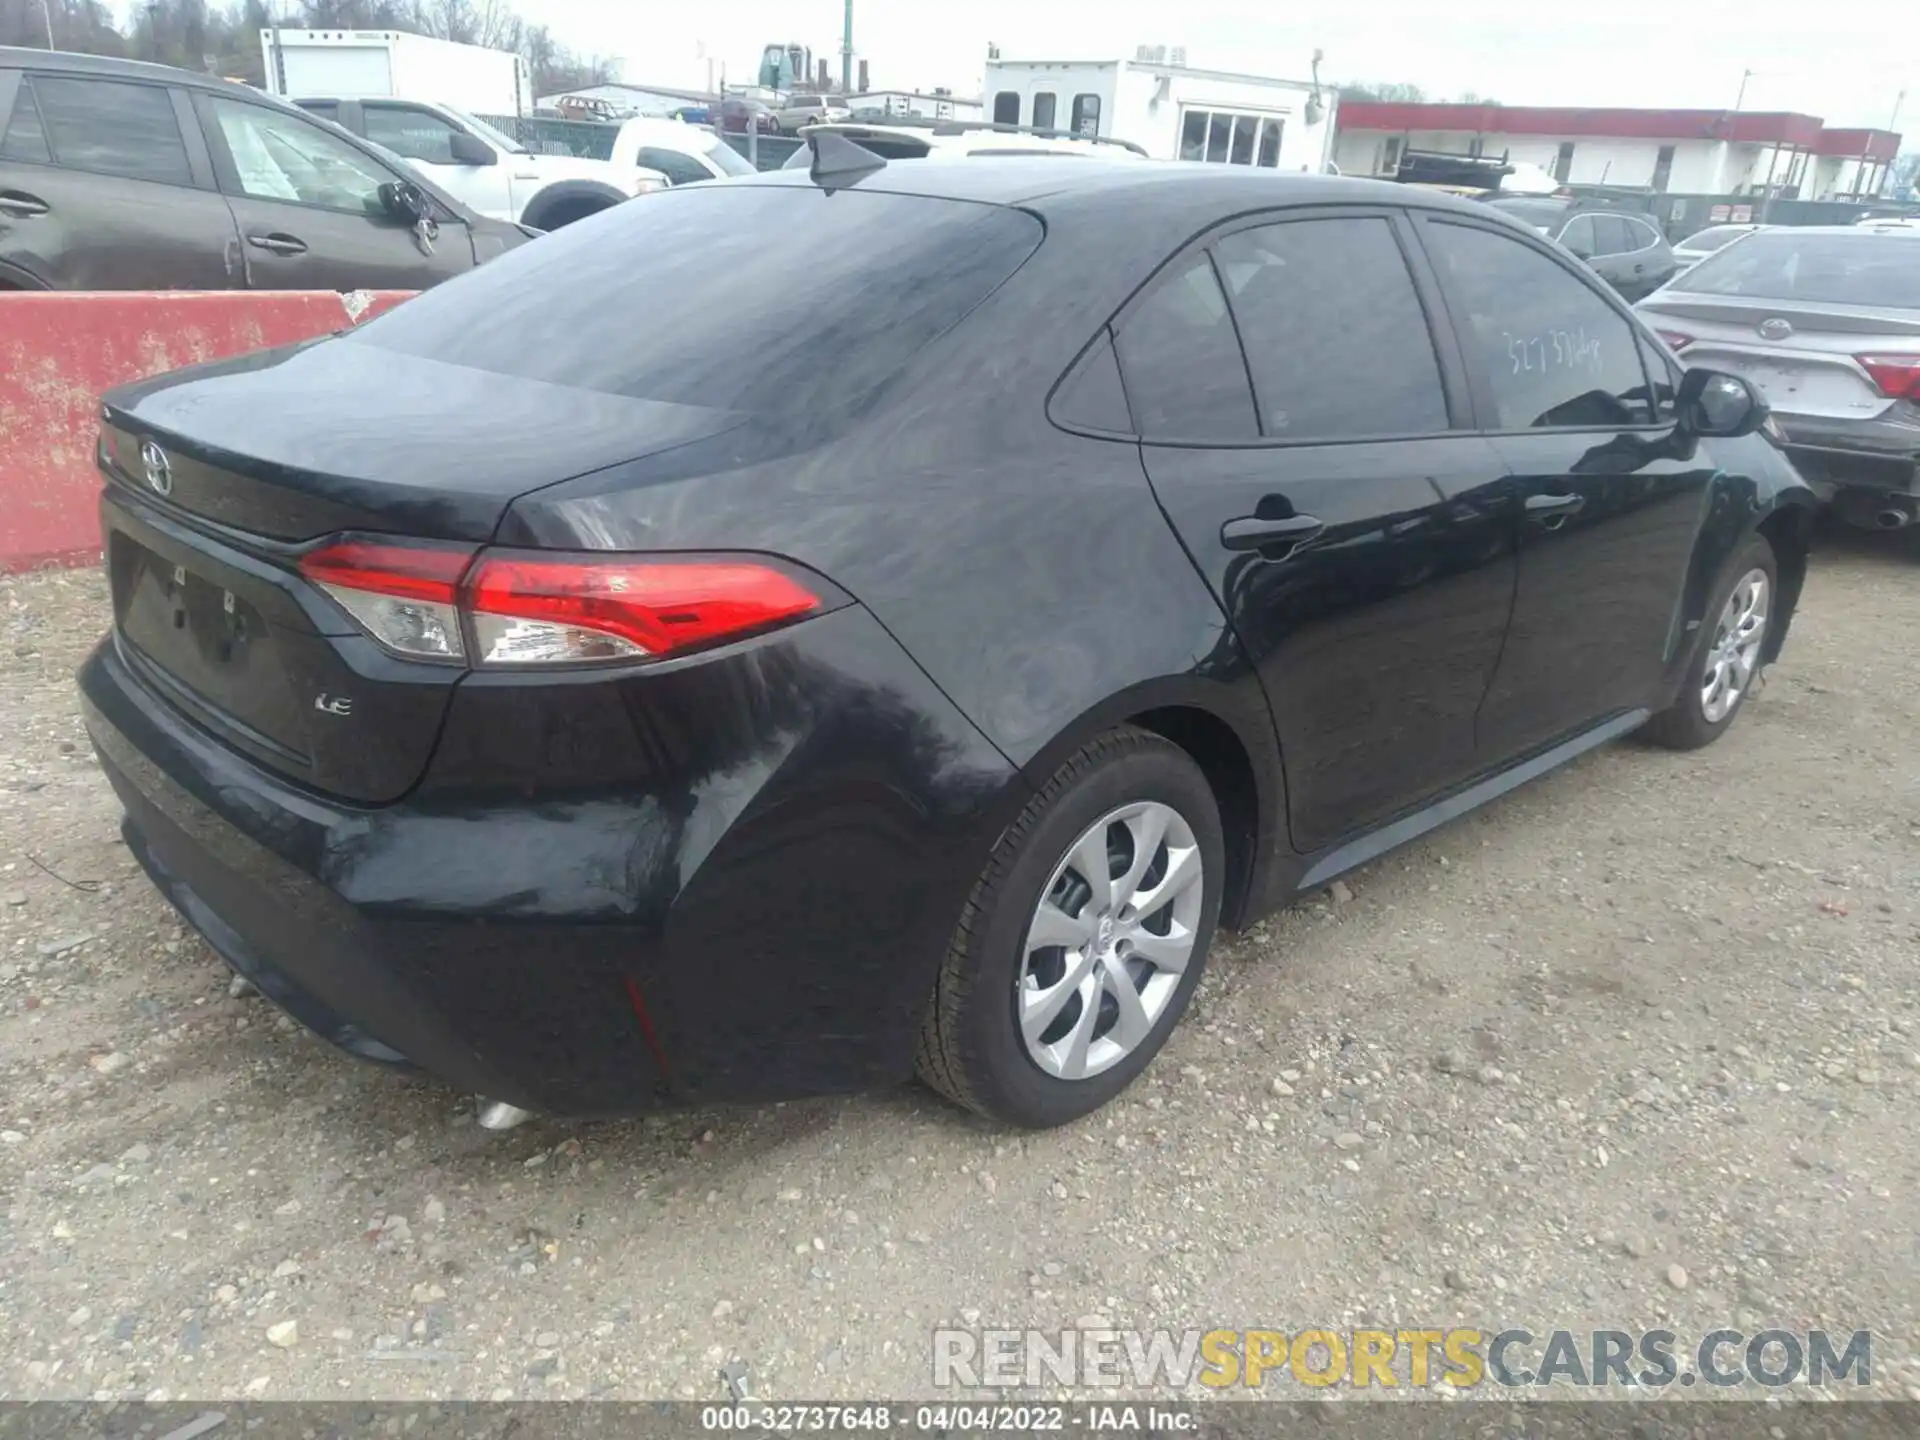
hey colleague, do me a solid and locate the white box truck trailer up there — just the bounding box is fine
[259,29,531,118]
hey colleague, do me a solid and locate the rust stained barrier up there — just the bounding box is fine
[0,290,414,573]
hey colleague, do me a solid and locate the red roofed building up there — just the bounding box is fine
[1334,102,1900,199]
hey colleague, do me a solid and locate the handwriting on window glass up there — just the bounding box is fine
[1504,329,1602,376]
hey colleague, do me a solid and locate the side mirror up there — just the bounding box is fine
[448,131,497,166]
[1678,367,1766,438]
[378,179,431,225]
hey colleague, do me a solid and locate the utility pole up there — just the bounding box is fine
[1733,68,1754,112]
[840,0,853,94]
[1858,88,1905,198]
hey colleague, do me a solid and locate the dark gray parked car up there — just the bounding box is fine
[1486,196,1679,301]
[0,48,530,292]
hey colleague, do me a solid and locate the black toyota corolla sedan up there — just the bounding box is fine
[80,141,1816,1130]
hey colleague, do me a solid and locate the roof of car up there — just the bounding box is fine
[0,44,247,91]
[748,155,1500,219]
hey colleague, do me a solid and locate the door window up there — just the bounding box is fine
[1112,254,1258,440]
[1213,217,1448,441]
[636,146,717,186]
[362,104,463,165]
[206,96,396,213]
[29,76,191,185]
[1618,215,1660,252]
[1032,92,1058,130]
[1594,215,1641,255]
[1422,220,1654,430]
[1559,214,1599,258]
[0,82,50,163]
[992,92,1019,125]
[1070,94,1101,136]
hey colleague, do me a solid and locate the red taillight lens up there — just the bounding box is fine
[466,554,821,665]
[299,539,476,661]
[1857,354,1920,401]
[1654,329,1695,353]
[300,539,824,667]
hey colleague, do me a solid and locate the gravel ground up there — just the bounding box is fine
[1,529,1917,1406]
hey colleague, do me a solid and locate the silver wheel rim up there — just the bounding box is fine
[1701,568,1769,724]
[1016,801,1205,1081]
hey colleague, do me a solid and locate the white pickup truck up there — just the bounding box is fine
[296,98,670,229]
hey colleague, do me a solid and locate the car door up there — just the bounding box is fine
[1413,213,1721,759]
[192,91,474,292]
[1117,209,1516,855]
[357,100,516,221]
[0,69,240,290]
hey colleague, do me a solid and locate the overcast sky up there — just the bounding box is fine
[530,0,1913,132]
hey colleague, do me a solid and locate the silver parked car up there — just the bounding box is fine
[1637,225,1920,531]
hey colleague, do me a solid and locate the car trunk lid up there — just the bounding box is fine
[102,337,745,544]
[1641,294,1920,420]
[99,336,745,803]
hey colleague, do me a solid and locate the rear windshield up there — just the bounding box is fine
[1678,231,1920,308]
[353,185,1041,412]
[1486,198,1566,229]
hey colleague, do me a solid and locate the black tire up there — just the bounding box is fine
[530,200,610,230]
[1641,533,1778,750]
[915,726,1225,1129]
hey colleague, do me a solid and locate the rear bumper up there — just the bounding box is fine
[1772,411,1920,502]
[81,605,1023,1117]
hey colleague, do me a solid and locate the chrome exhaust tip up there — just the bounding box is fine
[476,1099,535,1131]
[1875,507,1912,531]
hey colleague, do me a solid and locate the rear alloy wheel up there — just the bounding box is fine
[916,727,1224,1128]
[1642,534,1777,749]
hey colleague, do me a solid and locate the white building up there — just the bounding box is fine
[1333,102,1901,200]
[847,90,984,122]
[981,48,1337,172]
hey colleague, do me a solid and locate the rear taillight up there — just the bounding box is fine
[465,553,822,665]
[300,539,473,661]
[1857,354,1920,401]
[1654,329,1695,353]
[299,540,824,667]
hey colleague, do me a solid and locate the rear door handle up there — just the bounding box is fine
[1525,492,1586,529]
[1220,513,1326,552]
[0,190,49,217]
[246,232,308,256]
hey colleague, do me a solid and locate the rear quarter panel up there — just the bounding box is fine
[501,193,1288,904]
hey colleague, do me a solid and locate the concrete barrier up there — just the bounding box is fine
[0,289,414,574]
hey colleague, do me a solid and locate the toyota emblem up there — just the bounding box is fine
[1758,317,1793,341]
[139,439,172,496]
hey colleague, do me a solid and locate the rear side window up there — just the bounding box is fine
[1,81,50,163]
[636,146,714,186]
[1214,217,1448,440]
[1113,254,1258,441]
[362,105,462,164]
[1594,215,1641,255]
[354,186,1042,415]
[29,76,192,185]
[1422,220,1652,430]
